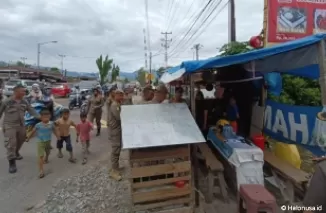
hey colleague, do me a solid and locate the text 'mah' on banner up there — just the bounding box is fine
[263,100,326,156]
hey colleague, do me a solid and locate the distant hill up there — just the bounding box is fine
[0,61,161,80]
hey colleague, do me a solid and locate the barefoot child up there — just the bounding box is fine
[55,108,78,163]
[76,113,93,165]
[26,109,58,178]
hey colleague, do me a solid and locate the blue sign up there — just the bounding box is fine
[263,100,326,156]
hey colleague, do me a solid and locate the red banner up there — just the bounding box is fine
[267,0,326,44]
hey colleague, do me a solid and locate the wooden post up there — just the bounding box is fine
[317,39,326,105]
[190,74,196,116]
[189,74,199,207]
[263,0,268,47]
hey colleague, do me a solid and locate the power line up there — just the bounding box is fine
[168,0,199,47]
[169,0,221,57]
[189,0,229,47]
[166,0,182,31]
[165,0,175,30]
[170,0,228,58]
[167,0,214,57]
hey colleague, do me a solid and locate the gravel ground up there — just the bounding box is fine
[30,164,131,213]
[29,148,132,213]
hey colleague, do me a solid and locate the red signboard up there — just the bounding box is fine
[267,0,326,44]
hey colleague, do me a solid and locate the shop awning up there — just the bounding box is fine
[160,34,326,83]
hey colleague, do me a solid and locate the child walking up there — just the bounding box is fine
[55,108,78,163]
[26,109,58,178]
[76,113,93,164]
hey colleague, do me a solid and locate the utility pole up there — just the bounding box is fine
[229,0,236,42]
[149,52,152,84]
[143,28,148,70]
[161,32,172,67]
[58,54,66,75]
[20,57,27,67]
[192,44,203,60]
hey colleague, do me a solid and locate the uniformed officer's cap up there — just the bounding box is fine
[114,89,124,94]
[13,83,26,90]
[156,84,168,94]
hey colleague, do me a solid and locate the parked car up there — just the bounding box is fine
[3,79,38,97]
[51,83,71,97]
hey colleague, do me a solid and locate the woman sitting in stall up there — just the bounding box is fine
[170,87,186,103]
[226,96,240,134]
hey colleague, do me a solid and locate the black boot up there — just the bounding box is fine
[96,128,100,136]
[9,160,17,174]
[16,152,23,160]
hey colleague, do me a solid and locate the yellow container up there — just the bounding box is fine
[274,142,302,169]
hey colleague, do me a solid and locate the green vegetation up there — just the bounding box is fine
[111,64,120,82]
[136,67,147,86]
[96,55,113,85]
[221,42,321,106]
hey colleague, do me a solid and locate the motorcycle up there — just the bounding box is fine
[80,94,90,115]
[69,90,89,110]
[25,97,64,137]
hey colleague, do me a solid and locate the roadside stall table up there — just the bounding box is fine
[121,103,206,213]
[207,126,264,191]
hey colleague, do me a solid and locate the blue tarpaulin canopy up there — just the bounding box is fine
[162,34,326,81]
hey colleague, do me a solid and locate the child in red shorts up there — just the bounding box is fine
[76,113,93,165]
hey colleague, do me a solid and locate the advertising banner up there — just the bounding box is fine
[263,100,326,156]
[266,0,326,45]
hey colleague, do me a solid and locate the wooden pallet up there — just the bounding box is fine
[129,145,193,213]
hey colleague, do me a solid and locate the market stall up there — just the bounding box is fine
[121,103,206,213]
[160,34,326,204]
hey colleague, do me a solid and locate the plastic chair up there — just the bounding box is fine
[238,184,278,213]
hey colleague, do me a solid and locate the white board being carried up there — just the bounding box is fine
[121,103,206,149]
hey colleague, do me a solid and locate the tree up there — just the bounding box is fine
[156,66,172,78]
[123,78,129,83]
[96,55,113,85]
[16,61,24,66]
[136,67,147,86]
[219,41,252,56]
[111,64,120,82]
[153,78,159,86]
[50,67,60,73]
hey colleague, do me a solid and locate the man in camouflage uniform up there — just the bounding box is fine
[0,84,40,173]
[87,87,104,136]
[149,84,169,104]
[106,87,116,142]
[107,89,124,181]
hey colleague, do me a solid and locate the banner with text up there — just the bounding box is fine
[263,100,326,156]
[266,0,326,45]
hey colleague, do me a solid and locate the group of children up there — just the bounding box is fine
[26,108,94,178]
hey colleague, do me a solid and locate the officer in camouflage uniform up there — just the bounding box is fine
[108,89,124,181]
[106,87,116,142]
[87,86,104,136]
[0,84,40,173]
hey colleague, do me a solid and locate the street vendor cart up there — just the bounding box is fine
[121,103,206,213]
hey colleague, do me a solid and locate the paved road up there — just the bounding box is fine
[0,98,110,213]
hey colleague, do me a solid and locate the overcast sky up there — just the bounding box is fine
[0,0,263,73]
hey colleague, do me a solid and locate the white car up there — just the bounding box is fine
[4,79,41,97]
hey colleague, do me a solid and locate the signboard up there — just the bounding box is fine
[120,103,205,149]
[266,0,326,45]
[263,100,326,156]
